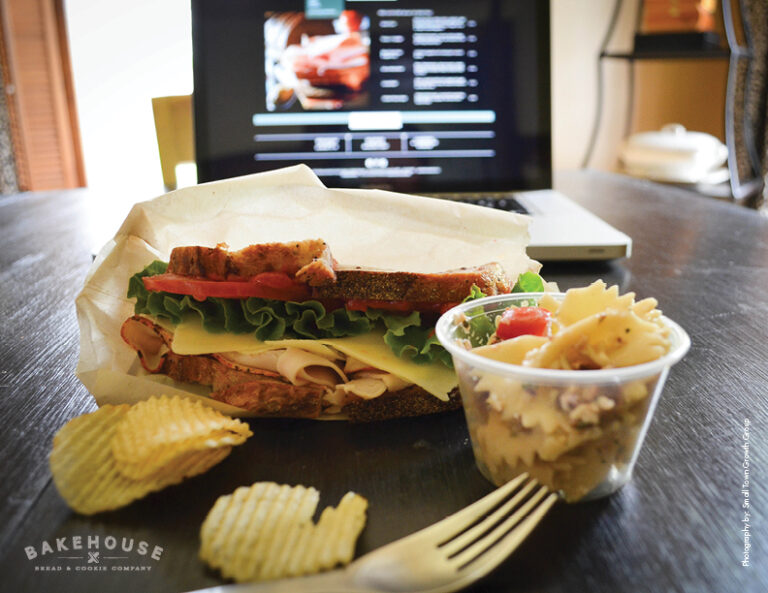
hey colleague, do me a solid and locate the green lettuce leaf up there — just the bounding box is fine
[384,326,454,367]
[512,271,545,293]
[463,284,487,302]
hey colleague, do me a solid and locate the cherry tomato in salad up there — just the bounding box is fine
[495,306,551,340]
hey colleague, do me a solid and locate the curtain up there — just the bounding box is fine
[737,0,768,209]
[0,60,18,195]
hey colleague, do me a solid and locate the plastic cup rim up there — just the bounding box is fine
[435,292,691,384]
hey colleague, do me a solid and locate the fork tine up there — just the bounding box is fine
[412,473,530,543]
[439,477,538,557]
[450,487,557,570]
[462,491,558,580]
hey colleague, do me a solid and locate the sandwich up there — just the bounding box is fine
[120,238,543,421]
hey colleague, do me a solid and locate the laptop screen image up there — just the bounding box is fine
[192,0,551,194]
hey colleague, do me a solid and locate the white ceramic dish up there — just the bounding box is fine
[619,123,729,184]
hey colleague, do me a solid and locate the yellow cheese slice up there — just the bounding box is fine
[171,318,339,359]
[170,317,457,401]
[320,331,456,401]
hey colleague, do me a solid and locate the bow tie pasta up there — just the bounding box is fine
[528,281,670,370]
[467,281,673,502]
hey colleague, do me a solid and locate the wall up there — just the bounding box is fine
[554,0,729,168]
[633,60,728,141]
[64,0,192,197]
[64,0,674,196]
[552,0,638,170]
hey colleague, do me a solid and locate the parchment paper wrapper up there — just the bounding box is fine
[75,165,538,416]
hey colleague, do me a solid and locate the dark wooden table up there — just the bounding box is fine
[1,170,766,593]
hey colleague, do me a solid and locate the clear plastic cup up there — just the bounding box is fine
[436,292,690,502]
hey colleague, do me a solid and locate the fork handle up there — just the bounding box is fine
[183,569,375,593]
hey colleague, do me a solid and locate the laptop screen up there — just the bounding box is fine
[192,0,551,193]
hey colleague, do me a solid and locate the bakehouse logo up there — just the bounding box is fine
[24,534,164,573]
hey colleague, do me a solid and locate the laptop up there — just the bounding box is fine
[191,0,631,261]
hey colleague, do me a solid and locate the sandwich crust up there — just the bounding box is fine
[167,239,336,286]
[342,386,462,422]
[311,263,511,303]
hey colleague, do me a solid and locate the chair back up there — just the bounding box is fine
[152,95,194,190]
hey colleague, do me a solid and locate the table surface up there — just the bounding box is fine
[1,170,766,593]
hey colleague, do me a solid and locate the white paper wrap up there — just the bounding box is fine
[75,165,538,415]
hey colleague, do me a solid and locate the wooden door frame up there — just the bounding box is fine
[0,0,86,190]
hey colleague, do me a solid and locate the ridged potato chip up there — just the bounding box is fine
[50,399,246,514]
[112,395,252,480]
[199,482,367,583]
[312,492,369,570]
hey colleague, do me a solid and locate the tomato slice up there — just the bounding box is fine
[495,306,551,340]
[143,272,311,302]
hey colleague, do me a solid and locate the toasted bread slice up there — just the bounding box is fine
[167,239,336,286]
[211,382,461,422]
[212,380,326,418]
[158,349,326,418]
[342,386,461,422]
[164,241,509,301]
[311,263,511,303]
